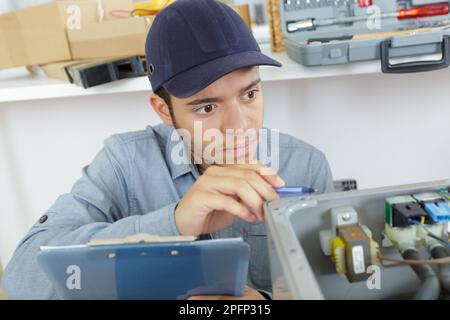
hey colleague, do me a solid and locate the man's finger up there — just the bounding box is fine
[204,166,280,203]
[198,191,256,223]
[209,163,285,187]
[198,175,265,221]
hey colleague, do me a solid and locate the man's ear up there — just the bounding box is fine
[149,93,173,126]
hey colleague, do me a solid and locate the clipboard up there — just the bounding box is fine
[37,234,250,300]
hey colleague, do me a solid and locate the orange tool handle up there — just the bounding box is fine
[397,2,449,19]
[358,0,372,7]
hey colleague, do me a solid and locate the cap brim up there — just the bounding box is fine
[163,51,282,98]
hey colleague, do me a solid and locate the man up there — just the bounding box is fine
[3,0,333,299]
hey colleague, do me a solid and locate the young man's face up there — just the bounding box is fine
[152,66,264,168]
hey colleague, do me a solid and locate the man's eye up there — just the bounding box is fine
[195,104,217,114]
[245,90,258,100]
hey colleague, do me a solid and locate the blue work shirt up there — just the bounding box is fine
[3,124,334,299]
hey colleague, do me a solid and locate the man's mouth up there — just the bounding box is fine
[223,140,258,157]
[224,144,248,151]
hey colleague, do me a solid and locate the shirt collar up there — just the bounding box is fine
[164,126,200,180]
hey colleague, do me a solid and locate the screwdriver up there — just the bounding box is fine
[287,2,449,32]
[275,186,317,195]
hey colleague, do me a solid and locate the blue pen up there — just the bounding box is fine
[275,186,316,195]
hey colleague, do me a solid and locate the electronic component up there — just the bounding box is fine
[414,192,450,223]
[384,192,449,249]
[385,195,425,248]
[320,206,358,255]
[337,224,373,282]
[385,195,430,228]
[321,206,379,282]
[386,195,413,226]
[331,206,358,231]
[319,229,333,256]
[423,202,450,223]
[333,179,358,192]
[331,236,346,273]
[265,179,450,299]
[392,202,430,227]
[438,187,450,201]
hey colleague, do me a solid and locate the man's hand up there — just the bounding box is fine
[174,163,285,236]
[187,286,267,300]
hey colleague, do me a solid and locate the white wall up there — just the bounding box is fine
[0,0,53,14]
[0,2,11,14]
[1,71,450,265]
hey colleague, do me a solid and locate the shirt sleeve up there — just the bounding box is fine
[2,136,180,299]
[310,150,335,194]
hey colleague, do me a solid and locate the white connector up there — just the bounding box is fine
[413,192,442,202]
[319,229,333,256]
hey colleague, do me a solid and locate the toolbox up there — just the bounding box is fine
[279,0,450,72]
[264,179,450,299]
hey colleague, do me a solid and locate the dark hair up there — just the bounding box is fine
[154,87,176,124]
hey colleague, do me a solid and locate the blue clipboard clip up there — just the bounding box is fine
[275,186,316,195]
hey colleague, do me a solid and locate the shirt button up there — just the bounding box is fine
[39,214,48,224]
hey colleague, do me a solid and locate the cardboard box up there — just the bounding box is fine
[39,59,95,81]
[68,17,153,59]
[232,4,252,31]
[102,0,134,20]
[0,0,98,70]
[0,0,153,69]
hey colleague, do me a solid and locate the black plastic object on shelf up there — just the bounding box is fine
[65,56,147,89]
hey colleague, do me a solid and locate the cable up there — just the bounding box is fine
[429,245,450,294]
[402,248,440,300]
[379,254,450,267]
[379,221,450,268]
[408,219,450,247]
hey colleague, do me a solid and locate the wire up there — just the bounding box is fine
[408,219,450,247]
[379,254,450,268]
[379,219,450,268]
[428,232,450,246]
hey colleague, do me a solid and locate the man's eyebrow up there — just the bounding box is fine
[185,78,262,106]
[185,96,224,106]
[240,78,261,93]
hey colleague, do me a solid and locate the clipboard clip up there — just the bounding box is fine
[87,233,197,246]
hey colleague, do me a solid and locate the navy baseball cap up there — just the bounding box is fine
[145,0,282,98]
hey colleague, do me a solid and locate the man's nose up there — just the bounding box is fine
[221,102,249,131]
